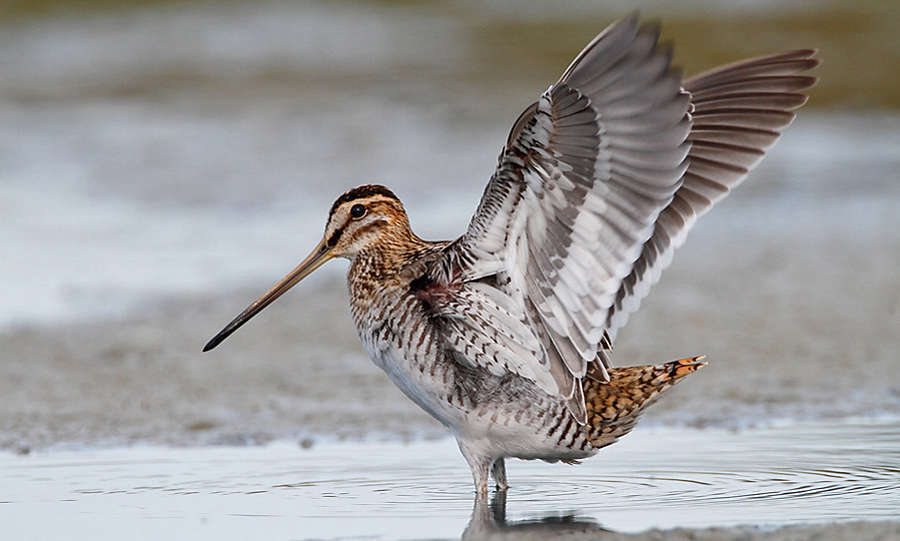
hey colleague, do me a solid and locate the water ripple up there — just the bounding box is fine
[2,419,898,539]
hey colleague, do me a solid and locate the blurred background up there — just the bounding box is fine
[1,0,898,452]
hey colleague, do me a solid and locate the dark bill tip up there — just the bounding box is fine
[202,335,224,352]
[202,312,248,352]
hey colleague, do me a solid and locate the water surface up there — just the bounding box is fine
[4,418,898,540]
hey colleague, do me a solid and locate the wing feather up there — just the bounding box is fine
[607,49,818,336]
[426,16,817,422]
[430,14,690,422]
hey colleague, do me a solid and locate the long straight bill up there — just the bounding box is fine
[202,240,332,352]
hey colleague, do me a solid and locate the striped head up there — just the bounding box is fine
[324,184,411,259]
[202,184,411,351]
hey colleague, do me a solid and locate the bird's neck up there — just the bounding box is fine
[349,232,432,281]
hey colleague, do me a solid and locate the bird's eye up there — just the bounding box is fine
[350,204,366,219]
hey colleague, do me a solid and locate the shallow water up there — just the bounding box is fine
[3,418,898,540]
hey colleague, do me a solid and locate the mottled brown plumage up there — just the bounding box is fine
[581,356,707,451]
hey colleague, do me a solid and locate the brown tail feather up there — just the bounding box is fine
[581,356,707,449]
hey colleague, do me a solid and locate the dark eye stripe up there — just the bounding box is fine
[327,227,344,248]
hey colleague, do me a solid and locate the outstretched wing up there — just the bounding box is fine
[429,14,692,420]
[606,49,819,337]
[427,14,817,422]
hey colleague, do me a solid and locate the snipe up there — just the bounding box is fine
[203,14,817,498]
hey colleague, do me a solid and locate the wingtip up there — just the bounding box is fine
[621,9,641,26]
[639,18,661,39]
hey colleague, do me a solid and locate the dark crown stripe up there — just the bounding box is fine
[329,184,400,217]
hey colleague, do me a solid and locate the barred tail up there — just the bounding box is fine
[581,356,707,449]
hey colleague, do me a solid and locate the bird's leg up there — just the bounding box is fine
[491,457,509,491]
[457,440,492,500]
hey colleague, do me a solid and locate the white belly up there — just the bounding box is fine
[357,303,595,462]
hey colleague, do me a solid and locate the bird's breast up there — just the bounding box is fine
[346,276,594,458]
[350,283,464,426]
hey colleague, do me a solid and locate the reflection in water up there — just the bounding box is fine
[2,419,899,539]
[462,491,610,540]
